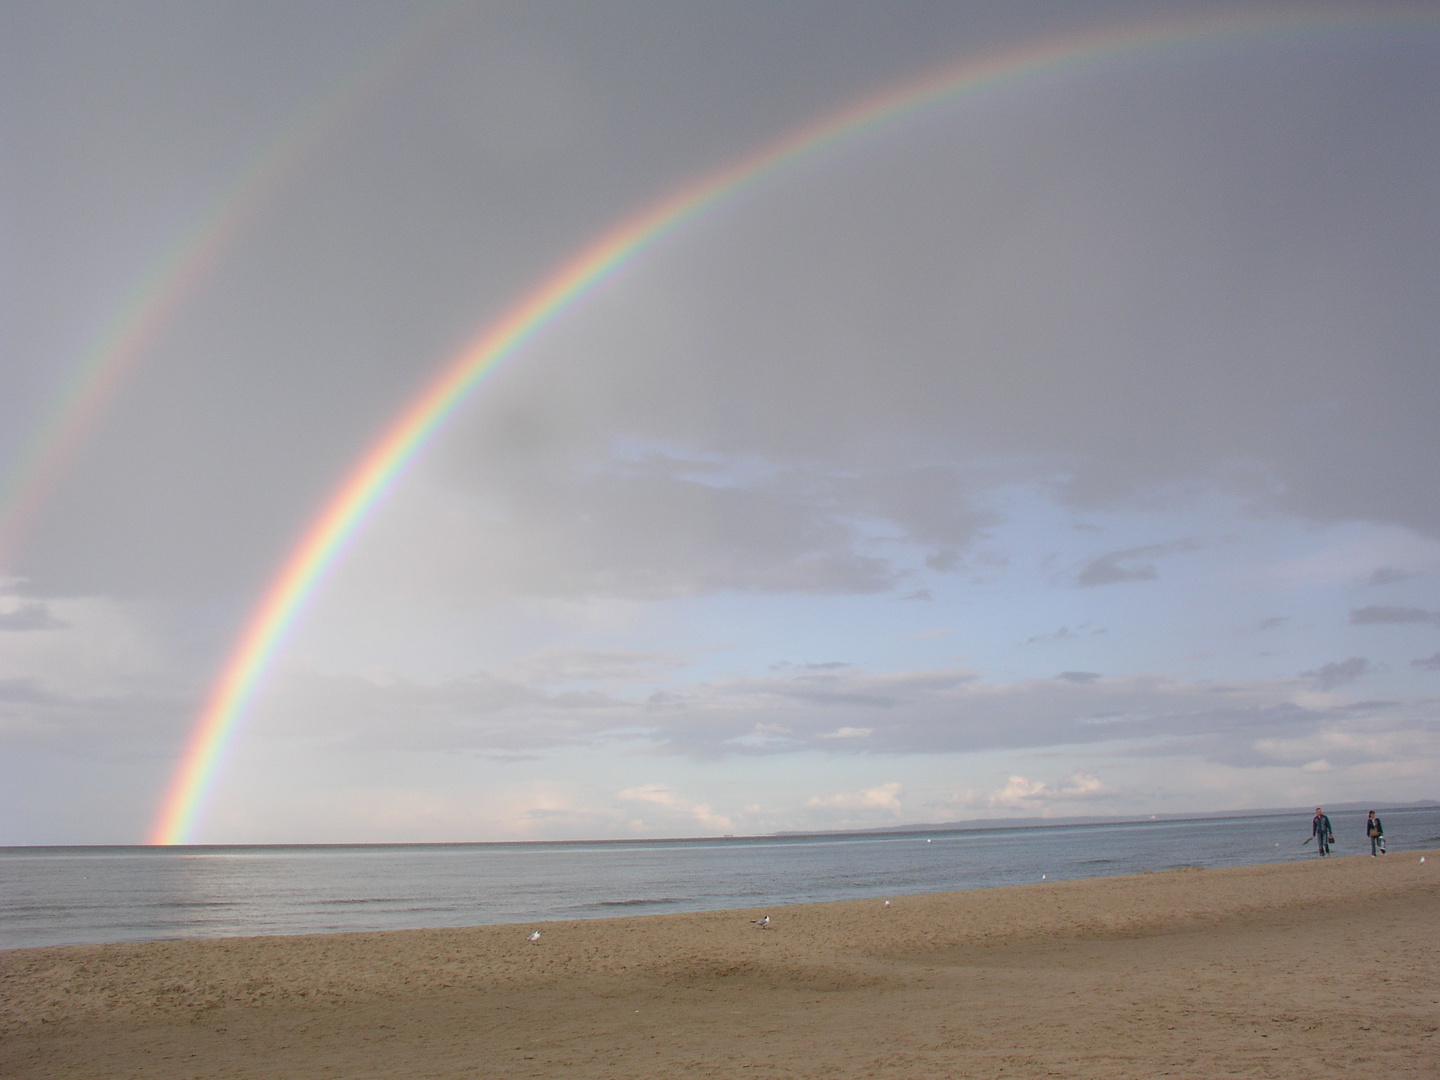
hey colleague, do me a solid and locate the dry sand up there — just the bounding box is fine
[3,852,1436,1079]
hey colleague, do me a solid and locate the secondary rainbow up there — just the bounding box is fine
[150,7,1434,844]
[0,5,454,570]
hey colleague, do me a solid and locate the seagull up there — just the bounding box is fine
[753,916,770,928]
[883,900,891,907]
[527,931,541,943]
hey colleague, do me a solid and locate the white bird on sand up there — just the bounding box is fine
[527,931,541,943]
[883,900,890,907]
[753,916,770,928]
[1421,857,1427,864]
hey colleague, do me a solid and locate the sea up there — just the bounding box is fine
[3,806,1437,951]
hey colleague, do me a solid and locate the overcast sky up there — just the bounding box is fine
[2,1,1438,844]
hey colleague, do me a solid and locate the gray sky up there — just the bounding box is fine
[2,1,1438,843]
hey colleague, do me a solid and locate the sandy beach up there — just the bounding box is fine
[3,852,1435,1079]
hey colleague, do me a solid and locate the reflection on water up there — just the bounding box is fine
[3,806,1435,949]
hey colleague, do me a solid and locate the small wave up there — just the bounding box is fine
[1,904,92,915]
[148,900,242,910]
[594,896,688,908]
[344,904,459,914]
[311,897,414,906]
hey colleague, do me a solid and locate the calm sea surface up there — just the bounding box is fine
[4,806,1437,950]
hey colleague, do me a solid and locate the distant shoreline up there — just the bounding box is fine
[775,798,1440,838]
[4,799,1436,851]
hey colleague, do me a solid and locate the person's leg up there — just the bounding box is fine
[1372,836,1380,856]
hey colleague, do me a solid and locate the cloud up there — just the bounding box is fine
[1368,567,1419,586]
[5,7,1440,846]
[1251,724,1439,770]
[0,603,68,631]
[0,593,192,754]
[1027,626,1078,644]
[925,550,961,572]
[616,783,731,832]
[1349,606,1440,627]
[232,659,1440,778]
[806,782,902,813]
[1055,671,1101,684]
[343,448,1014,607]
[1413,653,1440,672]
[1299,657,1370,691]
[987,775,1048,806]
[0,676,188,755]
[1258,616,1289,631]
[1074,540,1200,588]
[1024,623,1105,645]
[506,648,686,685]
[987,772,1112,808]
[723,723,798,751]
[12,17,1440,625]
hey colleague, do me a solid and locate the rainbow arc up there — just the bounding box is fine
[149,8,1434,844]
[0,6,453,569]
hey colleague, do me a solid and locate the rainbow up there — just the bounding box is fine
[0,5,455,570]
[149,7,1434,844]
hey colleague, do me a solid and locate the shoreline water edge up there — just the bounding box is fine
[5,804,1439,951]
[2,853,1436,1078]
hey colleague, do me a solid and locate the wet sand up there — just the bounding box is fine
[3,852,1436,1078]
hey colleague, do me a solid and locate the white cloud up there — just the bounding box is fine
[806,782,902,813]
[987,772,1112,808]
[1251,724,1439,769]
[617,783,732,833]
[988,775,1049,807]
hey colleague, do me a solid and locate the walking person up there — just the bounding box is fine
[1366,810,1386,856]
[1312,806,1333,856]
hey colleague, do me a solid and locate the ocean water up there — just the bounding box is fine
[3,806,1436,950]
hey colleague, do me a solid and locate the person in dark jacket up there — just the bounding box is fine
[1312,807,1333,856]
[1366,810,1385,856]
